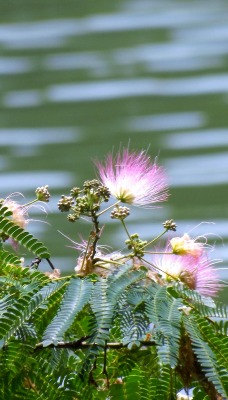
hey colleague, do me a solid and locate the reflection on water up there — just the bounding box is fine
[0,171,74,191]
[4,74,228,107]
[127,112,206,132]
[4,90,42,108]
[0,10,221,49]
[113,42,228,71]
[0,57,32,74]
[44,52,106,73]
[0,0,228,292]
[0,128,81,146]
[165,152,228,186]
[166,129,228,149]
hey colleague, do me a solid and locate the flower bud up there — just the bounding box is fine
[35,185,50,202]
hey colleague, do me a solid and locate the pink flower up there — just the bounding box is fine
[188,255,221,297]
[3,199,28,229]
[2,193,47,250]
[95,148,168,207]
[151,250,221,297]
[170,233,204,258]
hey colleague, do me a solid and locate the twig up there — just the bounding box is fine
[102,341,109,388]
[35,338,156,350]
[46,258,55,270]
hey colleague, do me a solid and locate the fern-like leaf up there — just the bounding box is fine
[184,314,228,398]
[214,319,228,336]
[141,365,172,400]
[0,206,50,258]
[0,279,66,348]
[90,278,113,345]
[109,365,172,400]
[120,308,148,349]
[108,263,146,295]
[145,285,182,368]
[42,277,93,346]
[0,248,21,268]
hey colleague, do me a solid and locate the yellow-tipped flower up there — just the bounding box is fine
[170,233,204,258]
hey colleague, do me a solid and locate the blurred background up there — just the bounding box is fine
[0,0,228,302]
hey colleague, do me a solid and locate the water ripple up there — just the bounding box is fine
[165,129,228,149]
[165,152,228,186]
[0,128,82,146]
[126,112,206,132]
[0,4,226,49]
[45,75,228,104]
[0,171,74,193]
[0,57,32,75]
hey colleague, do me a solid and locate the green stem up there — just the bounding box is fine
[96,200,121,217]
[143,229,168,248]
[95,257,129,267]
[144,251,173,255]
[120,219,132,240]
[22,198,38,208]
[81,236,92,270]
[53,276,72,281]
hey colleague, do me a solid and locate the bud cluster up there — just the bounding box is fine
[163,219,177,231]
[83,179,110,202]
[70,187,81,198]
[35,185,51,202]
[58,195,74,212]
[125,233,147,257]
[58,180,111,221]
[111,206,130,220]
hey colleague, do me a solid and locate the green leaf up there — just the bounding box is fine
[42,277,93,346]
[90,278,113,345]
[184,315,228,398]
[0,279,66,348]
[0,205,50,258]
[121,308,148,349]
[145,285,182,367]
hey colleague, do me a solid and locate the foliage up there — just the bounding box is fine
[0,156,227,400]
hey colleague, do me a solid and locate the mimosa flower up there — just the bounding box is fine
[188,255,221,297]
[2,192,48,249]
[59,232,124,276]
[3,193,47,229]
[3,198,28,229]
[170,233,204,258]
[95,148,169,207]
[151,250,221,297]
[152,252,184,281]
[74,239,124,276]
[45,269,61,280]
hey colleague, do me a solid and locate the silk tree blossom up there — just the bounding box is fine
[170,233,204,258]
[3,197,28,229]
[95,148,169,207]
[2,193,48,250]
[75,242,124,276]
[60,234,124,276]
[3,193,47,229]
[151,250,221,297]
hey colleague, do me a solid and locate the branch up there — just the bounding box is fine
[91,213,101,260]
[35,338,156,350]
[46,258,55,270]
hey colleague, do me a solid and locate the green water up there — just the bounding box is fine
[0,0,228,302]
